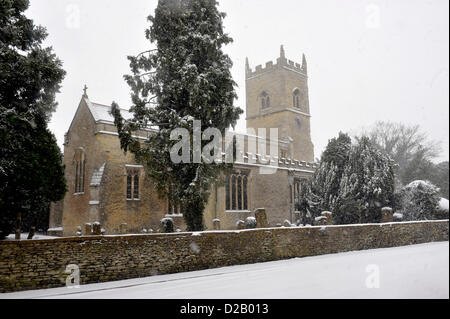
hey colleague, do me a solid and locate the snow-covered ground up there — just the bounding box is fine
[2,242,448,299]
[4,233,59,240]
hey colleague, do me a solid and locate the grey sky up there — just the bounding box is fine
[27,0,449,162]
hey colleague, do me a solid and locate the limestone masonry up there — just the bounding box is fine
[1,220,448,293]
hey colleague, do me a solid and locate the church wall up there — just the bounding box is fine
[61,100,102,236]
[94,133,169,234]
[59,100,174,236]
[203,165,313,230]
[2,220,448,292]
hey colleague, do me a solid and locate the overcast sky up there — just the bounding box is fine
[27,0,449,162]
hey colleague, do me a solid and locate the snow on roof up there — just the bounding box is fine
[439,198,449,211]
[85,98,133,123]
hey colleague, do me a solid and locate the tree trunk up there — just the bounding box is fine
[184,199,205,232]
[27,226,36,240]
[15,211,21,240]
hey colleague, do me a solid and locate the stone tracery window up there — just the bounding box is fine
[293,88,300,108]
[126,169,140,200]
[226,171,249,211]
[74,148,86,194]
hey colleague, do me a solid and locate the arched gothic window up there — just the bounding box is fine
[126,169,140,200]
[293,88,300,108]
[74,149,86,194]
[260,91,270,109]
[226,171,249,211]
[291,178,307,211]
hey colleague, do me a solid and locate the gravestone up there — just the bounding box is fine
[120,223,128,234]
[314,216,328,226]
[85,223,92,236]
[321,211,333,225]
[283,220,292,228]
[254,208,268,228]
[92,222,102,235]
[381,207,393,223]
[213,219,221,230]
[236,220,245,230]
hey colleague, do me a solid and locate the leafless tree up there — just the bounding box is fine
[359,121,442,186]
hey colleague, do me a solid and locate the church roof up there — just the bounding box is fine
[85,98,134,124]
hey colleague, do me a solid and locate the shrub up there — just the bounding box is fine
[244,217,257,229]
[435,198,449,220]
[397,180,441,221]
[160,218,174,233]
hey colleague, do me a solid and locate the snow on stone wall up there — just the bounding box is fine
[0,220,448,293]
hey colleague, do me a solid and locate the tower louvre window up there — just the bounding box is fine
[293,88,300,108]
[260,91,270,109]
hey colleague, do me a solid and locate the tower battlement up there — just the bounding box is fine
[245,45,314,162]
[246,45,307,79]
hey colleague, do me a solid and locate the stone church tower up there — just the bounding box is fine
[245,45,314,162]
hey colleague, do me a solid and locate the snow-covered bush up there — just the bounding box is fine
[435,198,449,220]
[244,217,257,229]
[393,212,403,222]
[160,218,174,233]
[300,134,395,225]
[397,180,441,221]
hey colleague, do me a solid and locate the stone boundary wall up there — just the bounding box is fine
[0,220,448,293]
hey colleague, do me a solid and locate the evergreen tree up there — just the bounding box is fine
[0,0,66,239]
[299,132,352,223]
[343,137,395,223]
[112,0,242,231]
[397,180,441,221]
[300,134,395,225]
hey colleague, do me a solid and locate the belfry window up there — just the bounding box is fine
[126,169,140,200]
[225,171,249,211]
[293,88,300,108]
[74,149,86,194]
[260,91,270,109]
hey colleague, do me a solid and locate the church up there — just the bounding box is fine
[49,46,318,236]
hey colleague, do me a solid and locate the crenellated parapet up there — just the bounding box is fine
[246,45,307,79]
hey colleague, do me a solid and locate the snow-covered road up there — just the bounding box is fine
[2,241,448,299]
